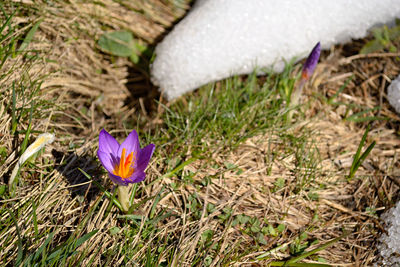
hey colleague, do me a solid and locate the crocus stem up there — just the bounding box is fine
[117,185,131,212]
[288,79,305,121]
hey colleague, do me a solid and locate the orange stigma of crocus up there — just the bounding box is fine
[301,71,309,81]
[113,148,136,179]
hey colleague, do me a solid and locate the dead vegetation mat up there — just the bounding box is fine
[1,1,400,266]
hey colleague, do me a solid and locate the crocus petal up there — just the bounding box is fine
[108,172,128,186]
[99,129,119,155]
[118,130,140,157]
[136,144,155,172]
[126,170,147,184]
[97,151,115,173]
[302,42,321,80]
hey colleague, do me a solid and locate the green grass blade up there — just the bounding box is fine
[11,82,17,134]
[78,168,123,211]
[146,156,199,188]
[344,107,380,122]
[32,198,39,239]
[0,11,14,36]
[73,229,99,248]
[32,230,56,262]
[129,183,138,207]
[149,186,165,219]
[7,208,24,266]
[256,243,288,260]
[46,246,64,262]
[327,76,352,105]
[350,125,369,175]
[344,116,387,123]
[269,262,331,267]
[128,195,156,212]
[353,141,376,173]
[46,230,98,262]
[18,19,43,53]
[286,233,347,264]
[19,101,34,155]
[348,125,375,180]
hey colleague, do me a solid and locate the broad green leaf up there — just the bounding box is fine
[360,40,384,54]
[98,31,135,57]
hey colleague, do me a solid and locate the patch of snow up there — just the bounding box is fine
[388,75,400,113]
[377,201,400,265]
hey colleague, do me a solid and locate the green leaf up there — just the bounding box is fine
[74,229,98,248]
[19,101,35,155]
[98,31,135,57]
[256,243,288,260]
[268,224,277,236]
[224,162,237,169]
[250,224,261,233]
[308,192,319,201]
[18,19,43,52]
[269,262,331,267]
[327,76,353,105]
[360,40,385,54]
[348,125,375,180]
[257,232,268,245]
[201,229,214,243]
[129,183,138,208]
[276,224,285,233]
[11,82,17,134]
[32,231,56,262]
[129,53,140,64]
[389,45,397,53]
[206,203,215,213]
[78,168,123,211]
[389,25,400,40]
[344,106,382,122]
[372,28,384,42]
[237,214,250,225]
[149,186,165,219]
[353,141,376,173]
[146,156,199,188]
[8,208,24,266]
[285,232,348,265]
[46,230,98,262]
[0,184,6,196]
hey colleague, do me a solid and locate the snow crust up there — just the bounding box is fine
[388,75,400,113]
[377,201,400,265]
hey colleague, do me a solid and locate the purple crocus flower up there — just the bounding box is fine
[301,42,321,81]
[97,129,155,186]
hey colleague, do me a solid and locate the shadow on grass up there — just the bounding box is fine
[51,149,104,203]
[123,2,194,116]
[124,46,162,117]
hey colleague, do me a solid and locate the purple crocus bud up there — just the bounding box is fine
[301,42,321,81]
[97,129,155,186]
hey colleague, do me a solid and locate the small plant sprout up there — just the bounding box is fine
[289,42,321,119]
[97,129,155,212]
[348,125,376,180]
[9,133,55,196]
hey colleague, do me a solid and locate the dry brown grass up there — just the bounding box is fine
[1,1,400,266]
